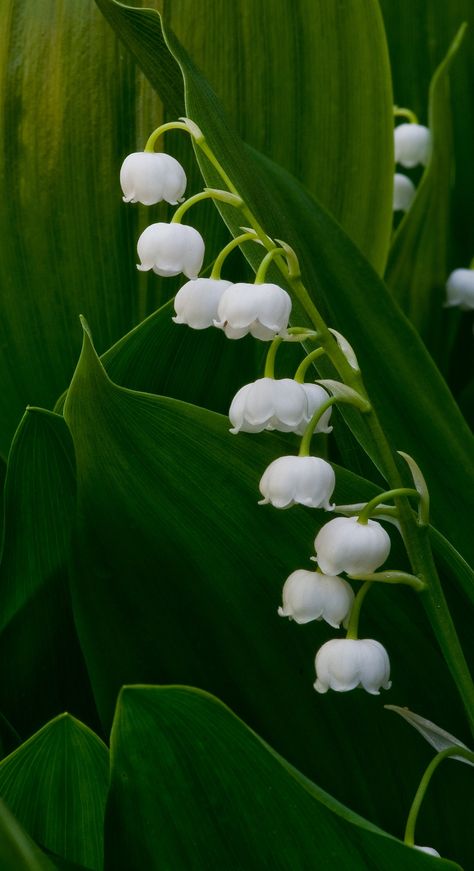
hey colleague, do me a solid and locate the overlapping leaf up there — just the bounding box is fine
[0,409,95,737]
[0,714,108,870]
[105,685,460,870]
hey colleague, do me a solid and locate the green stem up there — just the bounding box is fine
[404,746,474,846]
[298,397,338,456]
[264,337,283,378]
[144,120,192,152]
[358,488,419,524]
[393,106,419,124]
[210,231,258,280]
[255,248,287,284]
[171,189,242,224]
[294,348,326,383]
[345,581,372,640]
[348,570,426,593]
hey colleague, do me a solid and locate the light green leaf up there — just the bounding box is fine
[105,685,460,869]
[385,24,467,354]
[92,2,474,568]
[0,714,108,870]
[0,408,95,737]
[62,326,473,865]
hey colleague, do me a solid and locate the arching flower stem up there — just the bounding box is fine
[171,188,242,224]
[298,396,339,456]
[263,336,284,379]
[404,746,474,847]
[294,348,326,383]
[210,230,260,280]
[345,581,372,640]
[393,106,419,124]
[348,571,427,593]
[358,488,419,525]
[255,247,289,284]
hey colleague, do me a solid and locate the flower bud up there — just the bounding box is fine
[137,223,205,279]
[414,846,441,857]
[214,282,291,340]
[120,152,187,205]
[393,173,416,212]
[228,379,331,436]
[314,638,391,695]
[314,516,391,575]
[173,278,232,329]
[278,570,354,628]
[394,123,431,168]
[445,268,474,311]
[258,456,335,510]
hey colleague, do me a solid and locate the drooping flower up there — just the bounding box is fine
[394,123,431,168]
[314,638,391,695]
[258,456,335,510]
[214,282,291,340]
[137,223,205,279]
[120,152,187,205]
[228,379,332,435]
[173,278,232,329]
[393,173,416,212]
[445,268,474,311]
[314,516,391,575]
[278,570,354,628]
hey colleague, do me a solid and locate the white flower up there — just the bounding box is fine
[214,282,291,340]
[278,570,354,628]
[445,268,474,311]
[228,379,332,435]
[394,123,431,168]
[258,456,335,510]
[137,223,205,279]
[173,278,232,329]
[314,638,391,695]
[414,846,441,857]
[120,152,187,205]
[393,173,416,212]
[314,516,391,575]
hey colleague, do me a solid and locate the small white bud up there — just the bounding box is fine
[314,638,391,695]
[314,516,391,575]
[394,123,431,168]
[278,570,354,628]
[137,223,205,279]
[445,268,474,311]
[258,456,335,510]
[173,278,232,329]
[214,282,291,340]
[120,152,187,205]
[228,379,331,435]
[393,173,416,212]
[414,846,441,857]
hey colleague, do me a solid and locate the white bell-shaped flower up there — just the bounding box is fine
[414,847,441,857]
[296,383,333,435]
[120,152,187,206]
[278,570,354,628]
[258,456,335,510]
[445,268,474,311]
[394,123,431,168]
[137,223,205,279]
[214,282,291,340]
[314,638,391,695]
[393,173,416,212]
[173,278,232,329]
[314,516,391,575]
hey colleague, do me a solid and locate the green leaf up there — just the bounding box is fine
[0,408,96,737]
[62,327,473,865]
[0,798,57,871]
[162,0,394,273]
[105,685,460,870]
[385,24,467,355]
[0,0,167,458]
[0,714,108,871]
[92,2,474,568]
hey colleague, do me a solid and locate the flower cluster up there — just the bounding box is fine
[393,114,431,214]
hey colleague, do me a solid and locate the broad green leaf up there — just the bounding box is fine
[0,714,108,870]
[0,798,57,871]
[63,326,473,865]
[0,408,96,737]
[0,0,166,458]
[385,25,467,355]
[105,685,460,870]
[92,2,474,568]
[163,0,394,273]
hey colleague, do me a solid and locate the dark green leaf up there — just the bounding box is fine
[105,685,460,870]
[0,798,55,871]
[0,714,108,871]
